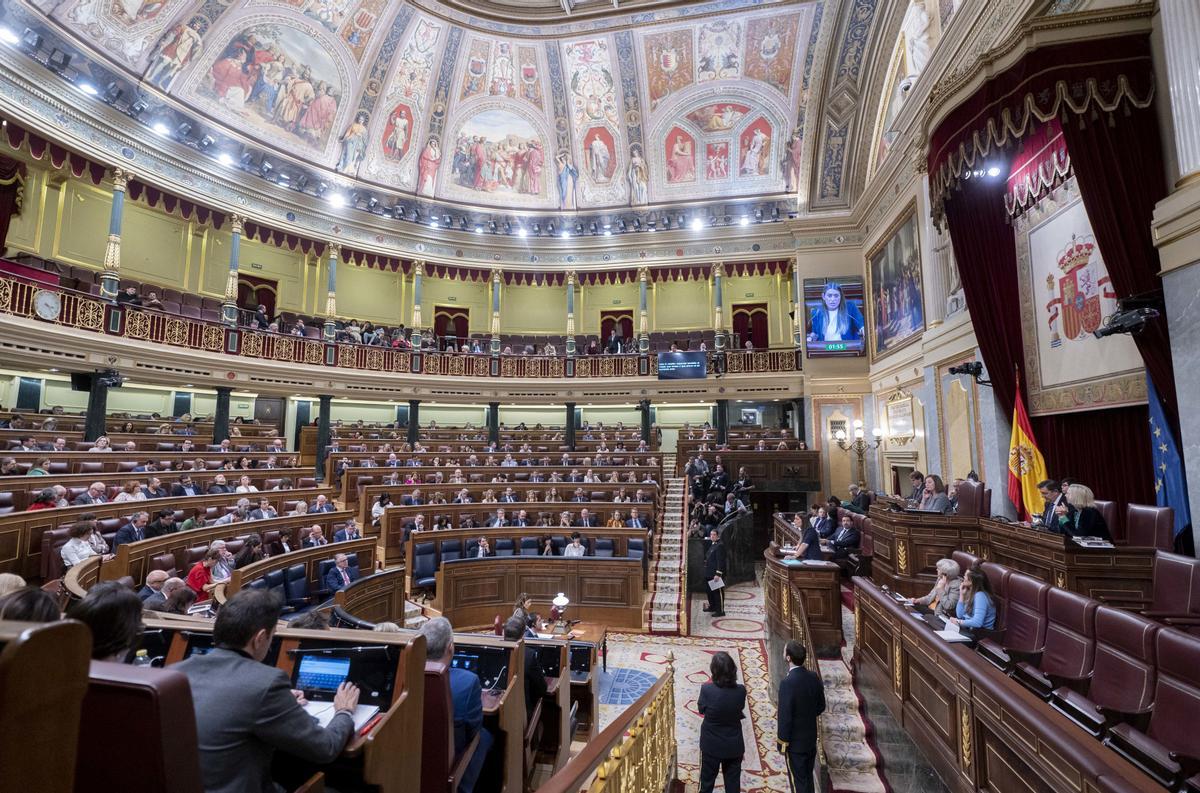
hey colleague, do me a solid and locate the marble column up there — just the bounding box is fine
[490,269,502,355]
[323,244,339,342]
[221,214,243,326]
[315,394,332,482]
[99,168,129,302]
[411,261,425,352]
[638,267,650,353]
[715,399,729,446]
[1164,266,1200,551]
[712,262,727,351]
[791,260,804,347]
[487,402,500,447]
[407,399,421,446]
[565,271,577,356]
[1162,0,1200,181]
[213,387,232,445]
[638,399,652,444]
[565,402,576,451]
[82,373,109,443]
[920,174,951,326]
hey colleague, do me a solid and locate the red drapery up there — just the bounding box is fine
[931,34,1165,511]
[0,154,25,250]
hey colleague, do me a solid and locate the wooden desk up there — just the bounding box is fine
[866,508,1155,601]
[556,622,607,672]
[762,546,843,651]
[852,577,1163,793]
[672,450,822,492]
[435,558,644,632]
[142,617,425,793]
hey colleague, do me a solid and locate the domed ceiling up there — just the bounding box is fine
[9,0,884,226]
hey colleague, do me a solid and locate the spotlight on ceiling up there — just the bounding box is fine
[259,159,273,177]
[217,151,235,167]
[408,208,419,223]
[103,81,123,103]
[986,165,1002,178]
[531,222,541,235]
[459,217,468,230]
[517,226,527,238]
[367,196,379,210]
[47,49,71,73]
[20,29,42,54]
[633,218,642,231]
[475,225,484,234]
[618,219,627,232]
[328,192,346,208]
[295,175,309,191]
[316,181,329,196]
[175,121,192,139]
[429,219,438,228]
[0,27,19,46]
[128,97,148,117]
[77,82,98,96]
[739,216,750,227]
[603,229,612,237]
[772,207,781,221]
[489,220,498,233]
[547,222,555,236]
[690,217,704,231]
[589,222,598,235]
[198,134,215,149]
[677,213,686,228]
[151,120,170,136]
[575,222,583,235]
[754,209,764,222]
[239,152,254,168]
[560,230,571,239]
[503,221,512,234]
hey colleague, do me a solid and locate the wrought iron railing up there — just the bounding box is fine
[0,274,802,379]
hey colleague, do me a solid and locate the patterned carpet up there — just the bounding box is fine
[598,576,889,793]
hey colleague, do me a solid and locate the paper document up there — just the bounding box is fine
[935,630,972,643]
[303,702,380,731]
[708,577,725,591]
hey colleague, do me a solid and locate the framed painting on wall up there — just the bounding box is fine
[885,394,915,442]
[866,203,925,362]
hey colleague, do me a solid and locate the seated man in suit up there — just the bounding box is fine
[419,617,493,793]
[207,474,234,495]
[73,481,109,505]
[138,569,170,602]
[311,494,336,513]
[113,511,151,548]
[576,508,597,528]
[472,536,491,558]
[213,498,252,526]
[499,487,518,503]
[485,508,509,528]
[144,508,178,539]
[303,525,329,547]
[402,489,425,506]
[827,515,860,559]
[249,497,278,521]
[626,507,651,530]
[453,488,473,504]
[171,474,201,497]
[142,477,168,499]
[571,487,590,503]
[176,589,360,793]
[324,553,360,592]
[511,509,532,528]
[333,519,362,542]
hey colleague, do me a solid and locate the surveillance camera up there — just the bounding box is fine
[948,362,984,378]
[1093,307,1159,339]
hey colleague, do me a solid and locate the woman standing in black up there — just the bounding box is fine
[698,650,746,793]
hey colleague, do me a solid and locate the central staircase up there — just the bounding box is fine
[647,453,686,635]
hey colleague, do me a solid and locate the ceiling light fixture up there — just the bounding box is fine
[0,27,19,46]
[328,192,346,208]
[78,82,98,96]
[152,121,170,136]
[217,152,234,167]
[739,216,750,227]
[690,217,704,231]
[517,226,528,238]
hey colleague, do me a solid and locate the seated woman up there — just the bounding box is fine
[540,535,556,556]
[1052,483,1112,541]
[907,558,961,620]
[60,518,113,568]
[564,532,587,557]
[919,475,954,514]
[948,569,996,630]
[607,510,625,528]
[780,515,822,561]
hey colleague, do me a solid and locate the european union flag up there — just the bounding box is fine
[1148,377,1191,538]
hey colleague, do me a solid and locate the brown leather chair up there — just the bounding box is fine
[956,480,985,517]
[77,461,103,475]
[1104,628,1200,789]
[1125,503,1174,551]
[952,550,981,573]
[978,572,1050,671]
[41,526,74,580]
[1012,588,1100,699]
[979,561,1013,630]
[1050,605,1159,737]
[421,661,481,793]
[75,661,203,793]
[1092,500,1120,542]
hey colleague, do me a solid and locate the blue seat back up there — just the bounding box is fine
[494,538,515,557]
[520,537,539,556]
[594,538,614,557]
[284,563,308,604]
[464,539,480,557]
[627,538,645,560]
[441,539,462,562]
[413,541,437,582]
[265,569,286,600]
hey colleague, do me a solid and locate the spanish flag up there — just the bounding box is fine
[1008,375,1048,521]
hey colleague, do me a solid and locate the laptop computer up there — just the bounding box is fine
[293,653,379,730]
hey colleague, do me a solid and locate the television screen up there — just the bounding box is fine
[803,278,866,357]
[657,350,708,380]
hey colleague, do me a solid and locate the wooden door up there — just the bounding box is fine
[254,396,285,435]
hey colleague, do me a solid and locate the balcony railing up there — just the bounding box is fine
[0,274,802,379]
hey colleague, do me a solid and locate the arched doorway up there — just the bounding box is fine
[237,274,278,319]
[732,303,768,349]
[434,306,470,350]
[599,310,634,349]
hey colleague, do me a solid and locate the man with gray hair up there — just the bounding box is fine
[145,576,186,610]
[907,558,961,621]
[213,498,252,526]
[418,617,492,793]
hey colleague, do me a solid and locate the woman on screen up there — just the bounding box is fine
[808,282,864,343]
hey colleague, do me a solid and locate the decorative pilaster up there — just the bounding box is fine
[490,268,502,355]
[222,214,243,326]
[712,262,726,352]
[99,168,129,302]
[315,394,332,481]
[638,266,650,354]
[1162,0,1200,182]
[411,260,424,352]
[323,243,339,342]
[790,258,804,347]
[565,270,577,356]
[213,386,232,445]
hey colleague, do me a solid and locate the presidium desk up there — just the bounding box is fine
[865,507,1156,602]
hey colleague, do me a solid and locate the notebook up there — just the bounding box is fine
[302,701,380,731]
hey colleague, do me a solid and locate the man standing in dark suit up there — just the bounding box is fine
[704,528,726,617]
[175,589,359,793]
[778,640,826,793]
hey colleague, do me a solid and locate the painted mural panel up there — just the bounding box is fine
[866,207,925,362]
[57,0,191,71]
[738,117,772,177]
[696,20,741,82]
[744,13,801,94]
[188,20,348,153]
[444,109,549,205]
[517,46,543,109]
[685,103,749,133]
[461,38,492,99]
[385,16,442,108]
[563,39,620,131]
[705,142,731,180]
[146,19,205,90]
[643,29,694,109]
[665,127,696,184]
[582,127,617,184]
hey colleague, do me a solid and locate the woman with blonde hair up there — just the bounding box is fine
[1054,483,1111,540]
[113,480,147,503]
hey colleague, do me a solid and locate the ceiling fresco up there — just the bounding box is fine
[18,0,838,214]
